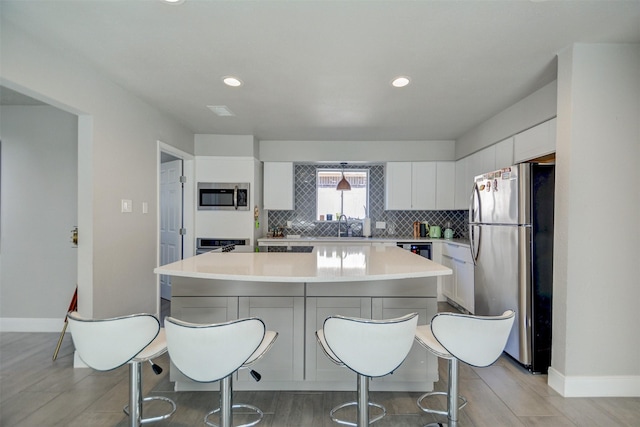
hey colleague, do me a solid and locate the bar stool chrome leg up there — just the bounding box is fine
[418,358,466,427]
[123,360,176,426]
[205,373,264,427]
[329,374,386,427]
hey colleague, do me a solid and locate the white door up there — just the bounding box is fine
[160,159,183,300]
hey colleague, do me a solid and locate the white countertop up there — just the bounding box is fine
[155,244,452,282]
[258,236,470,246]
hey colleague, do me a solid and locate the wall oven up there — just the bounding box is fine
[197,182,249,211]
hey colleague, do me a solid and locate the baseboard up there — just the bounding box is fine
[548,367,640,397]
[0,317,64,332]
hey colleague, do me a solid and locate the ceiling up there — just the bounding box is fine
[2,0,639,141]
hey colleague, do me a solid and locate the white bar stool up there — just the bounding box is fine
[316,312,419,427]
[67,312,176,427]
[164,316,278,427]
[414,310,515,427]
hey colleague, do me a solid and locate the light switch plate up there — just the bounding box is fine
[121,199,132,213]
[142,202,148,214]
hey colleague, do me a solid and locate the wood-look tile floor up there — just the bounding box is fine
[2,305,638,426]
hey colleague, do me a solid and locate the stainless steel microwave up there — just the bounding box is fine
[197,182,250,211]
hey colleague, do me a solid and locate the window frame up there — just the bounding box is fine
[316,167,369,221]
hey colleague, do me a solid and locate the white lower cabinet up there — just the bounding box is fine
[305,296,437,390]
[440,243,475,313]
[371,297,437,386]
[238,296,305,383]
[305,297,372,382]
[171,277,438,391]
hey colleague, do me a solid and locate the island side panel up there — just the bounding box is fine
[170,275,438,392]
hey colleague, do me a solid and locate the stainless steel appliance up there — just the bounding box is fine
[197,182,249,211]
[397,242,432,259]
[469,163,554,374]
[196,238,250,254]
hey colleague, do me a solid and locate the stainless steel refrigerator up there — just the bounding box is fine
[469,163,554,374]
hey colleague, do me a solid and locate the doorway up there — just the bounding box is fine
[157,142,194,322]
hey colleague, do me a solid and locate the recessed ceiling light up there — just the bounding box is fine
[161,0,185,4]
[207,105,235,117]
[391,76,411,88]
[222,76,243,87]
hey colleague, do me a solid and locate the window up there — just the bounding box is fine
[317,169,368,220]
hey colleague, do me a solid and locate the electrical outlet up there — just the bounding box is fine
[121,199,132,213]
[375,221,386,229]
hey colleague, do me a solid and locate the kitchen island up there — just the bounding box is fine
[155,244,451,392]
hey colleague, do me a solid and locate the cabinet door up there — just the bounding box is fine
[371,298,438,385]
[305,297,371,381]
[440,255,455,300]
[479,145,496,174]
[455,259,475,314]
[411,162,436,210]
[494,137,514,170]
[454,156,471,210]
[514,118,556,163]
[435,162,455,210]
[238,296,304,383]
[385,162,412,210]
[263,162,294,210]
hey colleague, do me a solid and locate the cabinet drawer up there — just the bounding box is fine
[441,243,472,263]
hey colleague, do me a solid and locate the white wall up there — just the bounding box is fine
[548,43,640,397]
[456,81,557,159]
[0,106,77,331]
[195,134,256,157]
[259,140,455,162]
[1,21,194,321]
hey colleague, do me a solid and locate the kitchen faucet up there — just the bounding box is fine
[337,214,349,237]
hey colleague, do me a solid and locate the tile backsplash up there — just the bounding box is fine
[267,164,469,239]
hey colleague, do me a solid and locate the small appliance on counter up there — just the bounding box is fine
[429,225,441,238]
[444,221,454,239]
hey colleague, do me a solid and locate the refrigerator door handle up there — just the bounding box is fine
[469,224,480,265]
[469,182,481,265]
[468,181,481,224]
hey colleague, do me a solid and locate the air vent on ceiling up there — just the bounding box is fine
[207,105,235,117]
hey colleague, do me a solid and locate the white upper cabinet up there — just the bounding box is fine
[494,136,514,170]
[385,162,412,210]
[386,162,453,210]
[263,162,294,210]
[454,156,471,210]
[514,118,556,163]
[411,162,436,210]
[435,162,455,210]
[478,144,496,174]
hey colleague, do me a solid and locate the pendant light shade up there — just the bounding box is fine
[336,163,351,191]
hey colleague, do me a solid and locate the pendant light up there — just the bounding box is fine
[336,162,351,191]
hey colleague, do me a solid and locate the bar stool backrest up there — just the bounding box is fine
[164,316,265,383]
[323,312,419,378]
[67,312,160,371]
[430,310,515,367]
